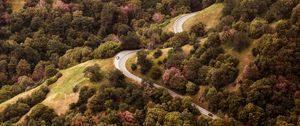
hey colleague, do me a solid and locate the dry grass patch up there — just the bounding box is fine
[183,3,224,31]
[10,0,26,12]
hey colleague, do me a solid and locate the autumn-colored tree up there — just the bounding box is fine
[16,59,31,76]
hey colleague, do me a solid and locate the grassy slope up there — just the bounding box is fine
[0,58,114,119]
[42,58,114,115]
[183,3,224,31]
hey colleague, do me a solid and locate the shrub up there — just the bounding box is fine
[249,18,269,39]
[186,81,198,95]
[46,72,62,85]
[93,41,121,59]
[131,64,137,71]
[108,70,125,87]
[84,64,102,82]
[73,85,79,93]
[157,60,163,65]
[153,49,162,59]
[190,22,206,37]
[232,31,250,52]
[137,50,152,74]
[45,64,58,78]
[150,66,162,80]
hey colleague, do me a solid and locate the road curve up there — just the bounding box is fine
[173,13,197,33]
[114,13,219,120]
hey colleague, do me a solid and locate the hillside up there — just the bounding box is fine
[0,0,299,125]
[183,3,224,31]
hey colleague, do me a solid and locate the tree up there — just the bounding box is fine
[238,103,266,126]
[100,2,118,35]
[32,62,46,81]
[266,0,298,21]
[249,18,269,39]
[153,49,162,59]
[239,0,270,21]
[46,36,69,56]
[84,64,102,82]
[24,104,58,125]
[232,31,250,52]
[137,50,152,74]
[108,70,125,87]
[120,32,141,50]
[166,51,185,69]
[164,112,184,126]
[168,73,188,92]
[186,81,198,95]
[223,0,238,16]
[16,59,31,76]
[71,16,95,32]
[291,4,300,23]
[242,62,261,80]
[211,65,238,89]
[149,66,162,80]
[45,64,58,78]
[190,22,206,37]
[93,41,121,59]
[183,56,202,83]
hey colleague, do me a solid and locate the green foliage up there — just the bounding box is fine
[164,32,190,48]
[83,64,102,82]
[131,63,137,71]
[190,22,206,37]
[16,59,31,76]
[93,41,121,59]
[137,50,152,74]
[108,70,125,87]
[186,81,198,95]
[249,18,269,39]
[46,72,63,86]
[153,49,162,59]
[238,103,265,126]
[59,47,93,69]
[266,0,298,21]
[149,66,162,80]
[70,86,96,113]
[0,86,49,124]
[211,65,238,89]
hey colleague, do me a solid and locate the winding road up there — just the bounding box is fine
[114,13,219,120]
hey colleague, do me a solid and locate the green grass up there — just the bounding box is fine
[183,3,224,31]
[0,58,114,117]
[42,58,114,115]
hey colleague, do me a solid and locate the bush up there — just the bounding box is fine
[153,49,162,59]
[84,64,102,82]
[150,66,162,80]
[131,64,137,71]
[190,22,206,37]
[93,41,121,59]
[232,31,250,52]
[249,18,269,38]
[186,81,198,95]
[137,50,153,74]
[46,72,62,85]
[45,64,58,78]
[157,60,163,65]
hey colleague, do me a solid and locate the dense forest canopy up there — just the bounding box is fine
[0,0,299,125]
